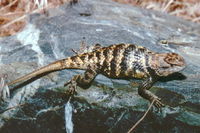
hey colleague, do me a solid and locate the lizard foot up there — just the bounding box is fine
[151,97,165,109]
[64,79,77,95]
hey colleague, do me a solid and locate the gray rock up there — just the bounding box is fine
[0,0,199,132]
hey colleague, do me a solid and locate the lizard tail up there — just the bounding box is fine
[7,56,85,87]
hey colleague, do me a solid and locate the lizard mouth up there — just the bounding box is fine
[173,65,186,72]
[157,65,186,77]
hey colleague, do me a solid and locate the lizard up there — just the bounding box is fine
[1,43,186,108]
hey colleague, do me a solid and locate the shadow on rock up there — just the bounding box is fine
[159,72,186,82]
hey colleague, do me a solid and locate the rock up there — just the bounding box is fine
[0,0,200,132]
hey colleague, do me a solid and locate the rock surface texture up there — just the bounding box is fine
[0,0,200,132]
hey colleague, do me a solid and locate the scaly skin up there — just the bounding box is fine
[5,43,186,108]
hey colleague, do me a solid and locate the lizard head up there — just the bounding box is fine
[150,53,186,77]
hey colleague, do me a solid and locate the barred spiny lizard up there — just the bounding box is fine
[3,43,186,108]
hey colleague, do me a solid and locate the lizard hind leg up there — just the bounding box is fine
[64,68,98,94]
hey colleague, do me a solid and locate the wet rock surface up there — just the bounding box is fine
[0,0,200,132]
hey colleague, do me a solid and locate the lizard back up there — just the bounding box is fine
[91,43,154,79]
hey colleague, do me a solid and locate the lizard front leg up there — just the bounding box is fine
[138,77,165,108]
[64,68,98,94]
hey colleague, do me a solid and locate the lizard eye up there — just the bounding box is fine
[170,64,175,67]
[161,66,169,69]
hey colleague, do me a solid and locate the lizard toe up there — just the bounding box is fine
[153,98,165,109]
[64,81,70,87]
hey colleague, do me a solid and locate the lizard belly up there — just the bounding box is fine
[120,69,147,79]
